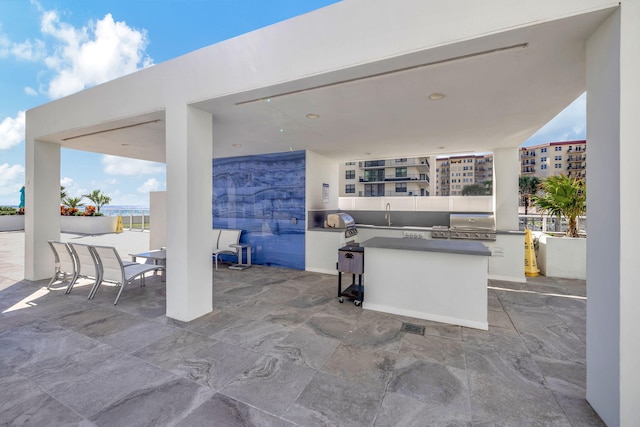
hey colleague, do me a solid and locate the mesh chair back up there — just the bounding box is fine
[218,229,241,250]
[49,241,75,273]
[213,229,221,250]
[91,245,124,284]
[68,243,98,278]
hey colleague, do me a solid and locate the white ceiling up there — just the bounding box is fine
[43,8,613,164]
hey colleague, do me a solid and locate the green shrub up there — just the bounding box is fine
[0,206,18,215]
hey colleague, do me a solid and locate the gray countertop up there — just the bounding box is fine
[360,237,492,256]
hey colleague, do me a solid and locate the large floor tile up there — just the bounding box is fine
[375,391,471,426]
[321,343,396,387]
[387,359,471,419]
[399,333,466,369]
[0,373,84,426]
[176,393,296,427]
[221,356,316,416]
[283,371,385,427]
[89,377,216,426]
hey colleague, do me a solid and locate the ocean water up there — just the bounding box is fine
[100,206,150,216]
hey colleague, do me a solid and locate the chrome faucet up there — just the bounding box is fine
[384,203,392,227]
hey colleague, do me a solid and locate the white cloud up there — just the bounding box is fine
[60,177,74,187]
[0,33,46,61]
[102,155,164,176]
[40,10,153,99]
[137,178,164,193]
[24,86,38,96]
[0,111,25,150]
[0,163,25,200]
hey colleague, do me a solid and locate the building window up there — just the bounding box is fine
[364,183,385,197]
[345,161,356,166]
[555,155,562,161]
[364,160,385,167]
[541,157,547,162]
[395,158,407,163]
[541,164,547,170]
[345,170,355,179]
[395,183,407,193]
[364,169,384,182]
[555,163,562,168]
[541,148,547,153]
[395,167,407,178]
[345,184,355,194]
[555,146,562,151]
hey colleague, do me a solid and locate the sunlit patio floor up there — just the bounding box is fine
[0,231,604,426]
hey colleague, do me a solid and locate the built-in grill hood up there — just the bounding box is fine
[431,214,496,240]
[449,213,496,240]
[325,213,358,237]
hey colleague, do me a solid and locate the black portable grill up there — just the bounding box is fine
[337,245,364,306]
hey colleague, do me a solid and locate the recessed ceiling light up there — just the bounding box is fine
[428,93,446,100]
[363,152,371,155]
[306,113,320,119]
[232,143,242,147]
[437,146,446,149]
[121,143,129,146]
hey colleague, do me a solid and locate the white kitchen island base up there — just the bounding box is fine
[361,237,491,330]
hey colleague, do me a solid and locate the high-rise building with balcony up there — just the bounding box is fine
[339,157,432,197]
[435,154,494,196]
[520,140,586,181]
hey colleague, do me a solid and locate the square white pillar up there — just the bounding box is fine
[587,5,640,425]
[24,136,61,281]
[165,105,213,321]
[492,147,520,231]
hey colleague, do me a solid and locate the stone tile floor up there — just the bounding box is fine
[0,236,604,425]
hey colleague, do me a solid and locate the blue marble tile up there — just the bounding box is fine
[213,151,306,269]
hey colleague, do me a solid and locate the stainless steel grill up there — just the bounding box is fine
[449,213,496,241]
[431,214,496,240]
[325,213,358,237]
[431,225,450,239]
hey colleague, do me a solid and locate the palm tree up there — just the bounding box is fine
[531,174,586,238]
[62,196,85,209]
[83,189,112,213]
[60,186,68,201]
[519,176,541,215]
[461,184,486,196]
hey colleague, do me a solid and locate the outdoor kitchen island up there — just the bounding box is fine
[360,236,492,330]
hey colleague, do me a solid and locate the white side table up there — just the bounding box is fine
[229,243,252,270]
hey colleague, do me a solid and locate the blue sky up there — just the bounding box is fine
[0,0,585,207]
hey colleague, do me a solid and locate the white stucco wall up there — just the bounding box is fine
[586,9,622,426]
[617,1,640,424]
[149,191,167,250]
[537,234,586,280]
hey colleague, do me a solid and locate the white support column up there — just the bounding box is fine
[618,2,640,424]
[165,104,213,321]
[492,147,519,231]
[24,136,61,281]
[586,5,640,425]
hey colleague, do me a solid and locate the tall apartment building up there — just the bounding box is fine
[520,140,586,180]
[435,154,494,196]
[339,157,432,197]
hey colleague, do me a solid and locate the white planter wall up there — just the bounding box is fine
[537,233,586,280]
[60,216,118,234]
[0,215,25,231]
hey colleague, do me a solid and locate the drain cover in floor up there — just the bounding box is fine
[401,322,425,335]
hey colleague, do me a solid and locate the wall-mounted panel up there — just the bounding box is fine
[213,151,306,269]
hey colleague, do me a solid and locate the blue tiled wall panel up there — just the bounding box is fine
[213,151,305,269]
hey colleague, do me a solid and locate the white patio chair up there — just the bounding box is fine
[66,242,100,295]
[213,229,241,271]
[47,241,78,290]
[89,245,165,305]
